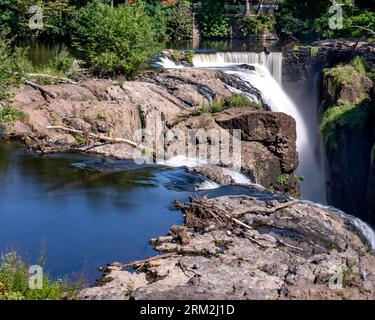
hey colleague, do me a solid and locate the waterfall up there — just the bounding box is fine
[193,52,283,84]
[192,52,326,203]
[156,52,326,203]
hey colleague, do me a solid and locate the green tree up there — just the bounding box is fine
[70,0,157,77]
[275,0,375,40]
[198,0,230,38]
[0,0,75,40]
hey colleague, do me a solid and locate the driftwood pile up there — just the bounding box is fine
[175,196,297,232]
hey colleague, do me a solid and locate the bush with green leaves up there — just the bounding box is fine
[0,39,27,100]
[198,0,230,38]
[239,14,276,37]
[166,1,193,41]
[70,0,157,77]
[0,251,82,300]
[47,50,77,77]
[0,0,75,40]
[225,93,261,109]
[211,100,224,113]
[0,105,28,123]
[276,0,375,40]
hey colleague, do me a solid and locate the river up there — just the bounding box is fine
[0,142,277,283]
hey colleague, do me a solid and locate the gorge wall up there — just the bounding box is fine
[284,40,375,224]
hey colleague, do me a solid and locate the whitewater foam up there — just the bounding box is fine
[195,180,220,191]
[160,156,252,186]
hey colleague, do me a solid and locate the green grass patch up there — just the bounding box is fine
[324,57,369,105]
[225,93,260,109]
[211,100,224,113]
[277,173,289,185]
[324,64,359,91]
[0,105,28,123]
[351,56,367,76]
[0,252,83,300]
[310,46,319,57]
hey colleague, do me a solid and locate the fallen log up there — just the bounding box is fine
[25,80,56,99]
[118,253,177,268]
[47,125,141,150]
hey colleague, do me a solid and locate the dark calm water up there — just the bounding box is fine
[0,142,274,283]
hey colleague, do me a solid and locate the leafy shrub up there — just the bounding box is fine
[0,105,28,123]
[276,0,375,40]
[277,173,289,185]
[198,0,229,38]
[0,39,26,99]
[0,251,81,300]
[0,0,75,40]
[48,50,78,77]
[166,1,193,41]
[239,14,276,37]
[184,51,195,65]
[71,0,157,77]
[211,100,224,113]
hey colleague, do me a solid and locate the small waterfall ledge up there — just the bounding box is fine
[157,51,326,204]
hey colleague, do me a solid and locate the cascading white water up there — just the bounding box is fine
[156,52,327,203]
[160,155,252,188]
[155,53,375,246]
[192,52,282,84]
[191,52,326,203]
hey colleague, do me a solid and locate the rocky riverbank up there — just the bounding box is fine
[79,193,375,300]
[2,66,375,300]
[0,68,298,195]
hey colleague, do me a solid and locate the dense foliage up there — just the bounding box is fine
[198,0,230,38]
[0,0,374,81]
[0,0,75,40]
[70,0,156,77]
[145,0,193,41]
[275,0,375,40]
[239,14,276,36]
[0,39,26,99]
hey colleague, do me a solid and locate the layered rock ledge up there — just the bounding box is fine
[0,68,299,195]
[79,194,375,300]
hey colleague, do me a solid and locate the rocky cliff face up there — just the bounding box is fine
[284,40,375,224]
[321,59,375,224]
[0,68,299,195]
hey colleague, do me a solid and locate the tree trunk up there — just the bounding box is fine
[245,0,251,16]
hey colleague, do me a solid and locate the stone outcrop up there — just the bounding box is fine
[321,60,375,224]
[283,40,375,224]
[170,108,299,195]
[0,68,300,196]
[79,195,375,300]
